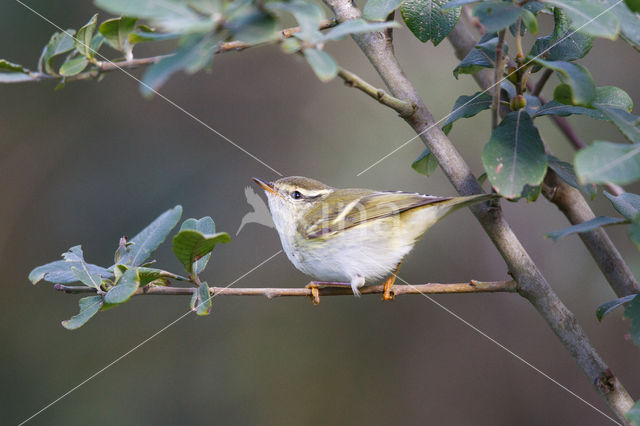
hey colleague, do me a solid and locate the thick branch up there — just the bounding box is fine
[337,68,416,116]
[54,280,517,298]
[321,0,633,421]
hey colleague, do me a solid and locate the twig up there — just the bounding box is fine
[321,0,634,420]
[531,68,552,97]
[337,68,416,117]
[6,19,338,84]
[54,280,518,299]
[492,30,506,129]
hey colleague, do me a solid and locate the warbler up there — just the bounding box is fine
[253,176,497,300]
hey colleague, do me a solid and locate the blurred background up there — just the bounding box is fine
[2,1,640,424]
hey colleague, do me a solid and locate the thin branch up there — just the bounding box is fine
[8,19,338,84]
[492,30,506,129]
[321,0,634,420]
[54,280,518,301]
[337,68,416,117]
[531,68,552,97]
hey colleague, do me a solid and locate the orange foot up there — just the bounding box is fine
[382,274,396,301]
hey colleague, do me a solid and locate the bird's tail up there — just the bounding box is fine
[431,193,500,222]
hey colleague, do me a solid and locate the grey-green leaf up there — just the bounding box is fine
[364,0,406,21]
[473,2,523,33]
[623,293,640,347]
[29,245,112,285]
[597,107,640,143]
[545,216,627,241]
[542,0,619,39]
[411,148,439,177]
[603,0,640,51]
[303,48,338,82]
[38,29,76,74]
[529,8,592,62]
[575,141,640,185]
[547,155,597,198]
[116,205,183,267]
[482,111,548,199]
[453,34,507,79]
[0,59,35,82]
[603,191,640,220]
[442,91,492,132]
[59,56,89,77]
[172,229,231,274]
[267,0,325,41]
[401,0,461,46]
[75,14,98,58]
[626,400,640,425]
[533,59,595,106]
[320,19,399,42]
[62,296,103,330]
[178,217,216,275]
[596,294,636,321]
[141,34,217,96]
[99,17,138,52]
[193,281,212,316]
[104,268,139,304]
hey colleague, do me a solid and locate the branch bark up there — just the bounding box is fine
[54,280,517,299]
[321,0,634,421]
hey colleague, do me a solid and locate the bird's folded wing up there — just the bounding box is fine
[302,190,451,239]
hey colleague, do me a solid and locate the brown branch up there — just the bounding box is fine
[531,68,552,97]
[320,0,634,421]
[54,280,517,299]
[337,68,416,117]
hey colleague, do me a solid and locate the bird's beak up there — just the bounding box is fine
[252,177,277,196]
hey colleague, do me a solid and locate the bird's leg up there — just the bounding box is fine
[382,261,403,301]
[305,281,352,305]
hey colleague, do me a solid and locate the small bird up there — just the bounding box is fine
[253,176,497,300]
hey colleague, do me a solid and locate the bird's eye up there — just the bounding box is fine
[292,191,302,200]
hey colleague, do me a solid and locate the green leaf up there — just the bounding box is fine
[542,0,619,39]
[191,281,213,316]
[116,205,183,267]
[443,0,479,9]
[473,2,523,33]
[626,400,640,425]
[38,29,76,74]
[529,8,593,62]
[75,14,98,58]
[453,33,507,79]
[303,48,338,82]
[520,9,538,35]
[603,0,640,51]
[231,12,278,45]
[59,56,89,77]
[178,217,217,275]
[510,2,545,36]
[629,217,640,249]
[99,17,138,53]
[136,267,182,286]
[364,0,406,21]
[141,33,217,96]
[267,0,325,41]
[597,107,640,143]
[545,216,627,241]
[71,265,102,289]
[594,86,634,112]
[0,59,35,82]
[411,148,438,176]
[623,293,640,347]
[482,111,548,199]
[62,296,103,330]
[534,86,632,119]
[532,59,595,106]
[547,155,597,198]
[320,19,399,42]
[596,294,636,321]
[625,0,640,12]
[604,191,640,220]
[104,268,139,304]
[576,142,640,185]
[172,229,230,274]
[401,0,461,46]
[442,91,492,132]
[29,245,112,285]
[95,0,214,33]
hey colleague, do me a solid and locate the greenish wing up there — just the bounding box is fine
[302,190,450,239]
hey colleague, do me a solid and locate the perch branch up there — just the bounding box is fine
[337,68,416,117]
[54,280,517,299]
[320,0,633,421]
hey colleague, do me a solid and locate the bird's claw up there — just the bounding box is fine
[305,282,321,306]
